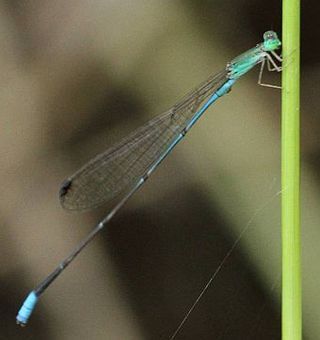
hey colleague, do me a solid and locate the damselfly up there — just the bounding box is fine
[17,31,281,326]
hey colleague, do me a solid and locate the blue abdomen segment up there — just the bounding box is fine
[215,78,236,97]
[16,291,38,326]
[184,78,236,132]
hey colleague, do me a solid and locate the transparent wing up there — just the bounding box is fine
[60,69,228,210]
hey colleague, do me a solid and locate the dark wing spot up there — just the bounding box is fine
[59,179,72,199]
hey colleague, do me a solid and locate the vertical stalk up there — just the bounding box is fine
[281,1,301,339]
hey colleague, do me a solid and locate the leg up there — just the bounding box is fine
[266,58,279,72]
[258,57,281,89]
[266,53,282,72]
[258,58,265,85]
[271,50,283,62]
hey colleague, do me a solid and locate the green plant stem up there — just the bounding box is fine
[281,1,301,339]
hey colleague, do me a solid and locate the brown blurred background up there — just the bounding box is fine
[1,1,319,339]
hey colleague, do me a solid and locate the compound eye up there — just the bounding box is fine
[263,30,278,41]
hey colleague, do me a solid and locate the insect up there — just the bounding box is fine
[17,31,281,326]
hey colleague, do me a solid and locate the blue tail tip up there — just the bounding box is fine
[16,291,38,326]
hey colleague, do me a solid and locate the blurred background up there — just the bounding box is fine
[1,1,319,339]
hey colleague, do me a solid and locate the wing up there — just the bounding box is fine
[60,69,228,210]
